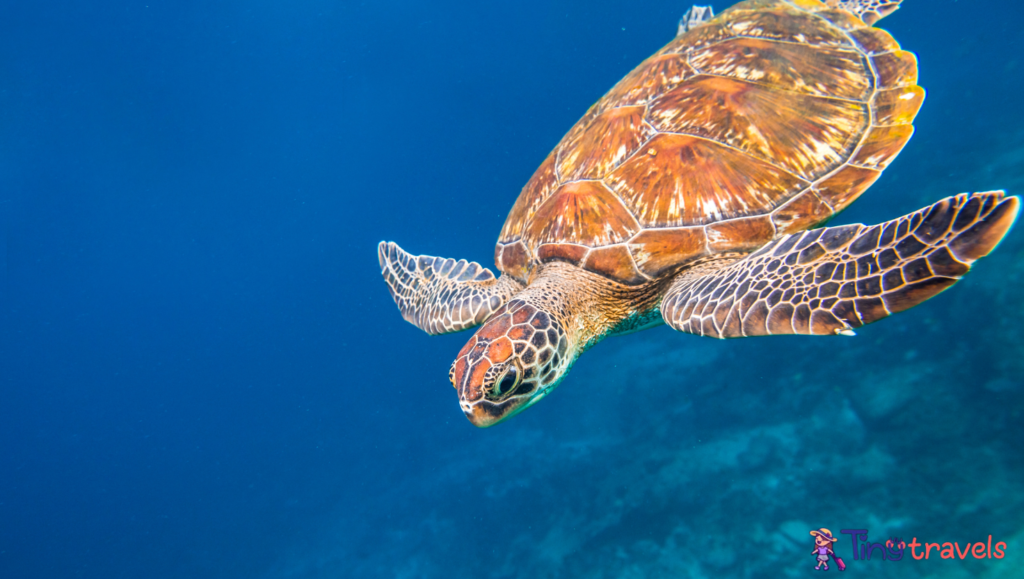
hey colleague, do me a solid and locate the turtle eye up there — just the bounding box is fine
[491,364,521,398]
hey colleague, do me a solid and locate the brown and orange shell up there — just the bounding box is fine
[495,0,922,285]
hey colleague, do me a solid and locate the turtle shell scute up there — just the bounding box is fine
[495,0,923,285]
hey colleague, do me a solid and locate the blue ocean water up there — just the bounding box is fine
[1,0,1022,577]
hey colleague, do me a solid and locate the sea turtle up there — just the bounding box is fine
[379,0,1019,427]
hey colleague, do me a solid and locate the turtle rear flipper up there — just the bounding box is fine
[830,0,902,25]
[661,192,1020,338]
[677,5,714,36]
[378,242,524,335]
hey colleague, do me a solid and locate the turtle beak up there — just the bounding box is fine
[462,401,505,428]
[460,394,533,427]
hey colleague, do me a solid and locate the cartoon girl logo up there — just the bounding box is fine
[810,528,846,571]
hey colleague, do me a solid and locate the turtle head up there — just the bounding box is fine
[450,299,574,427]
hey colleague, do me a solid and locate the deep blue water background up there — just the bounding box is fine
[2,1,1023,578]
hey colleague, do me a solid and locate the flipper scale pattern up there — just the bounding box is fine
[379,242,524,335]
[826,0,902,25]
[661,192,1020,338]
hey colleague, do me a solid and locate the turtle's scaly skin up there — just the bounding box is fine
[662,192,1021,337]
[378,242,523,335]
[448,263,665,424]
[832,0,902,25]
[378,0,1021,428]
[496,0,922,286]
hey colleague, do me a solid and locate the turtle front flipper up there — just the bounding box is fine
[378,241,524,335]
[661,192,1019,338]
